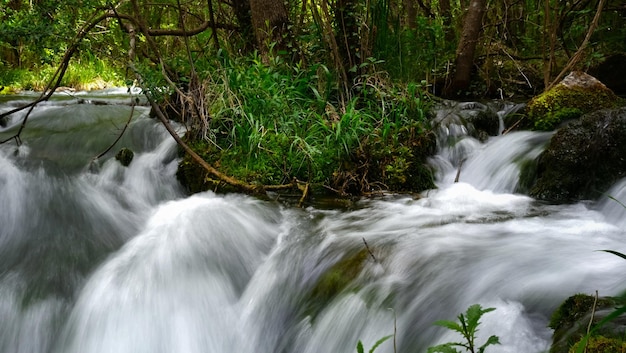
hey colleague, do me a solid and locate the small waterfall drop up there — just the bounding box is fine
[430,101,552,193]
[1,94,625,353]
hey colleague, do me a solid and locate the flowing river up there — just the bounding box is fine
[1,91,625,353]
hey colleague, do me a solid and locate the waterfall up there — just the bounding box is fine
[1,94,624,353]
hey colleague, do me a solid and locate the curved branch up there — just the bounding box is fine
[91,96,137,163]
[547,0,607,90]
[147,21,239,36]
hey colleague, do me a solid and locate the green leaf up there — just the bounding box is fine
[478,335,500,353]
[427,343,461,353]
[356,340,364,353]
[466,304,495,333]
[599,249,626,261]
[433,319,463,333]
[369,335,392,353]
[607,195,626,209]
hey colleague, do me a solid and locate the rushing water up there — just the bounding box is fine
[1,92,625,353]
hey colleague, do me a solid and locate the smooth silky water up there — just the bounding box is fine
[1,92,625,353]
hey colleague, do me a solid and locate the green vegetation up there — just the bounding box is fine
[356,335,393,353]
[526,82,620,131]
[175,54,435,195]
[2,0,625,192]
[428,304,500,353]
[570,335,626,353]
[549,248,626,353]
[0,59,123,93]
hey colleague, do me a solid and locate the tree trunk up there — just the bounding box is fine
[404,0,417,29]
[248,0,290,58]
[444,0,486,97]
[232,0,255,53]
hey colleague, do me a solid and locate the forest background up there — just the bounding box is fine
[1,0,625,196]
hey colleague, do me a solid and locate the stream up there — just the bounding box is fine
[1,90,625,353]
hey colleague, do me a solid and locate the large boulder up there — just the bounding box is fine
[526,71,621,131]
[530,107,626,202]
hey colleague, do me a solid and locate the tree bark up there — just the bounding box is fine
[232,0,255,53]
[249,0,290,58]
[444,0,487,97]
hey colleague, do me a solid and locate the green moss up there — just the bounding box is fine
[526,84,621,131]
[549,294,626,353]
[115,148,134,167]
[305,248,370,319]
[549,294,599,330]
[534,107,583,131]
[359,124,436,193]
[569,336,626,353]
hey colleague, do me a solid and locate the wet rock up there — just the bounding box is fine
[526,71,621,131]
[530,107,626,202]
[115,148,134,167]
[549,293,626,353]
[431,100,501,142]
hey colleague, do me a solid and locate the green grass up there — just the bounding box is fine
[176,51,434,194]
[0,57,124,93]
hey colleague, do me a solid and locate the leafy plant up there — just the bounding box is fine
[356,335,393,353]
[427,304,500,353]
[571,249,626,353]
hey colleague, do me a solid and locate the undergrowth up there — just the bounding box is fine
[0,56,123,93]
[176,52,435,195]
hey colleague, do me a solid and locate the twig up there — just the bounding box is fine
[501,47,532,88]
[546,0,607,90]
[454,158,466,183]
[362,237,377,263]
[297,182,309,208]
[502,118,523,135]
[584,290,599,353]
[91,97,137,163]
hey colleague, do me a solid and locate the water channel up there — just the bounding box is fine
[1,91,625,353]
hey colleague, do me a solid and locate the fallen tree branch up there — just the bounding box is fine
[546,0,607,90]
[131,64,296,195]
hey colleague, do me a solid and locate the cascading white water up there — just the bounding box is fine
[1,94,625,353]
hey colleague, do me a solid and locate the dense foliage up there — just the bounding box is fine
[1,0,625,194]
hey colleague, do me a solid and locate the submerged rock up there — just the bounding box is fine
[526,71,621,131]
[115,148,134,167]
[431,100,501,141]
[530,107,626,202]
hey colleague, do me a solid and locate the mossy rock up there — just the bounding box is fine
[354,124,437,194]
[550,294,626,353]
[526,71,621,131]
[304,248,371,320]
[115,148,134,167]
[569,336,626,353]
[530,107,626,202]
